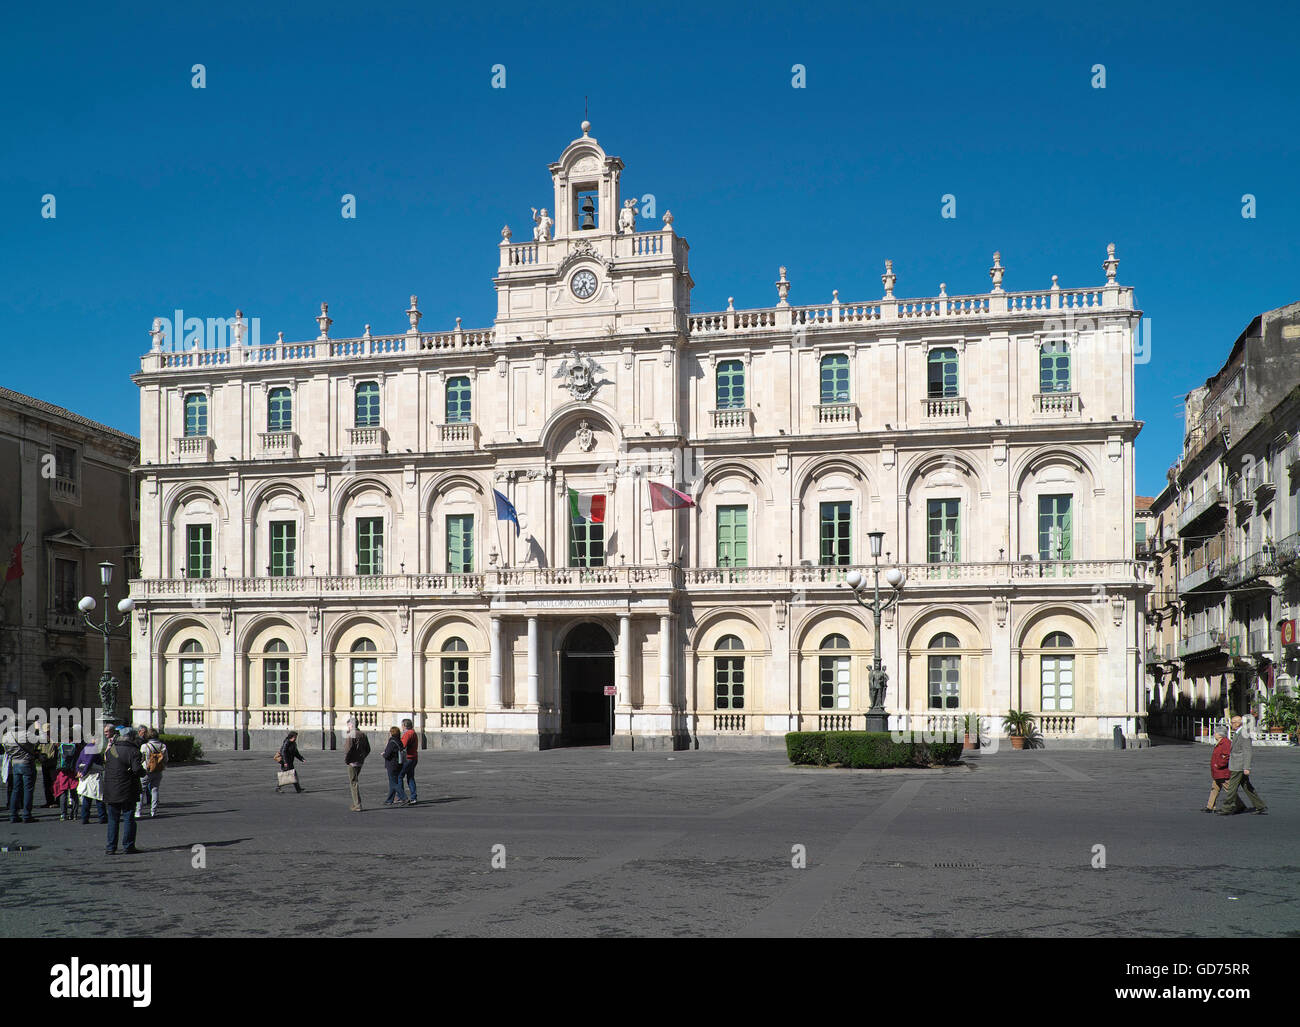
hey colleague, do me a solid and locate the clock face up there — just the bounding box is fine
[570,269,598,299]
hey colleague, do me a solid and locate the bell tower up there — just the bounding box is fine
[548,120,623,239]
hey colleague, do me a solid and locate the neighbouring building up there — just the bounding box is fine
[1156,300,1300,728]
[129,122,1150,751]
[1143,481,1182,729]
[0,387,138,725]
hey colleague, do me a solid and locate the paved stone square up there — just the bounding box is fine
[2,744,1297,937]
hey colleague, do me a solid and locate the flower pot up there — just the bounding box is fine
[1009,734,1025,750]
[963,733,978,751]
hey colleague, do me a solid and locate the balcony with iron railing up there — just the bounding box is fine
[1178,557,1224,594]
[1177,485,1226,534]
[1179,630,1228,659]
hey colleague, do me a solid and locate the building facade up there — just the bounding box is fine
[1148,301,1300,729]
[129,123,1149,751]
[0,388,138,724]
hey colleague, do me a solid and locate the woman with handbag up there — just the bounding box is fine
[381,726,407,806]
[76,732,108,824]
[275,731,305,793]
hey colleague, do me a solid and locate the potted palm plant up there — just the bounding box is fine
[962,712,981,751]
[1003,709,1036,750]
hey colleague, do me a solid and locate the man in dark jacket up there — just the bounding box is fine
[102,728,144,854]
[343,717,370,812]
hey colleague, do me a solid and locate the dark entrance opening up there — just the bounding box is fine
[561,622,615,746]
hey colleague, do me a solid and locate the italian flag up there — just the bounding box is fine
[568,488,606,523]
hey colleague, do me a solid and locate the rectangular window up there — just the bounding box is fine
[1038,495,1073,561]
[928,655,960,709]
[716,360,745,410]
[186,524,212,579]
[180,659,205,705]
[54,444,78,482]
[715,657,745,709]
[446,515,474,574]
[268,388,292,433]
[1135,521,1147,544]
[351,659,378,706]
[927,349,959,399]
[1039,342,1071,394]
[569,520,606,568]
[263,659,290,706]
[445,377,472,424]
[442,657,470,707]
[355,382,380,428]
[819,502,852,566]
[356,518,384,576]
[1041,656,1074,711]
[269,521,296,577]
[53,558,77,613]
[927,499,960,563]
[819,655,851,710]
[716,506,749,568]
[184,393,208,436]
[820,355,850,404]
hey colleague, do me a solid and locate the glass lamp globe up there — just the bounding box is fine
[77,596,96,613]
[117,598,134,613]
[885,567,906,589]
[845,570,864,590]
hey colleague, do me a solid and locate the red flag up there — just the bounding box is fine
[3,543,21,582]
[649,482,695,512]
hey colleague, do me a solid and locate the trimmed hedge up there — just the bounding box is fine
[786,731,962,768]
[158,734,203,763]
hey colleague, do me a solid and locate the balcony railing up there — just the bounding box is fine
[347,426,387,454]
[258,431,300,458]
[1179,558,1223,594]
[814,402,857,426]
[1179,631,1228,658]
[1033,392,1080,416]
[174,435,213,462]
[1248,629,1272,656]
[920,396,968,420]
[1177,486,1226,533]
[437,422,479,448]
[709,408,752,432]
[1230,477,1255,506]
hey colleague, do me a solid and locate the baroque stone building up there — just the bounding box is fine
[129,123,1149,750]
[0,388,138,722]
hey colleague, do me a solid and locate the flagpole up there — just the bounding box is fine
[647,487,660,567]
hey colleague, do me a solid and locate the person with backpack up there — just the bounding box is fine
[53,739,81,821]
[275,731,305,793]
[102,727,144,855]
[381,726,407,806]
[398,718,419,806]
[137,729,167,818]
[343,717,370,812]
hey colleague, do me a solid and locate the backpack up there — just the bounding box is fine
[145,742,167,774]
[57,743,78,773]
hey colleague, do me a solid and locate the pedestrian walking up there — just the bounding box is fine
[1217,715,1269,815]
[276,731,305,793]
[382,726,407,806]
[1204,723,1231,812]
[2,719,39,823]
[53,739,80,821]
[343,717,370,812]
[36,725,59,808]
[75,732,108,824]
[399,718,419,806]
[102,727,144,854]
[137,729,167,818]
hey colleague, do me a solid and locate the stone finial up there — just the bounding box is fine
[662,210,674,226]
[1050,274,1060,291]
[456,316,463,331]
[832,289,839,302]
[406,295,422,334]
[881,259,896,299]
[149,317,165,352]
[277,331,284,345]
[363,324,372,339]
[501,225,512,242]
[581,119,591,136]
[232,309,246,347]
[776,266,791,305]
[939,282,947,298]
[1104,242,1119,284]
[727,296,735,311]
[989,251,1005,293]
[316,302,333,340]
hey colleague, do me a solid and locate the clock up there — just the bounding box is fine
[570,269,598,299]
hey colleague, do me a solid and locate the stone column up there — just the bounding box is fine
[527,616,540,709]
[617,613,632,707]
[488,615,503,709]
[658,613,672,709]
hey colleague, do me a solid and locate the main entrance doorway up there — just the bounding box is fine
[561,622,615,746]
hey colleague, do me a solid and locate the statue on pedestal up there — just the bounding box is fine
[531,207,552,242]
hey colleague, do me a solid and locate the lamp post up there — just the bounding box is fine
[78,561,134,725]
[845,531,905,733]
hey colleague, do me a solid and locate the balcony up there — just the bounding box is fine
[45,610,82,633]
[1223,547,1278,590]
[1177,485,1226,534]
[709,408,753,434]
[258,431,300,459]
[1248,628,1273,657]
[814,402,858,428]
[346,426,388,455]
[1179,558,1224,594]
[919,396,968,422]
[174,435,214,462]
[51,475,80,503]
[1230,477,1255,508]
[1179,630,1228,659]
[437,422,479,449]
[1033,392,1080,417]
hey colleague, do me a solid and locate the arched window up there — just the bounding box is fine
[714,634,745,710]
[355,381,380,428]
[716,360,745,410]
[263,638,290,706]
[441,637,469,707]
[179,639,205,705]
[350,638,378,707]
[184,393,208,437]
[818,633,851,710]
[268,388,292,433]
[1041,632,1075,711]
[446,376,472,424]
[1039,339,1071,394]
[927,348,959,399]
[820,354,850,404]
[927,633,960,710]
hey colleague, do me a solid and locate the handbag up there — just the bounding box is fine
[79,772,103,801]
[1,752,9,784]
[277,769,298,787]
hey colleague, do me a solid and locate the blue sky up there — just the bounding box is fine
[2,0,1297,497]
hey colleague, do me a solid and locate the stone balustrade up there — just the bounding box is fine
[920,396,968,420]
[1033,392,1080,416]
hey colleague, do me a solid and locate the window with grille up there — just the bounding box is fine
[1038,495,1073,560]
[714,635,745,709]
[441,637,469,707]
[355,382,380,428]
[446,376,472,423]
[927,633,960,709]
[820,354,850,403]
[356,518,383,575]
[268,388,292,432]
[1039,340,1071,393]
[351,638,378,706]
[263,639,290,706]
[180,639,205,705]
[569,519,605,568]
[819,634,851,709]
[186,524,212,579]
[820,502,852,565]
[53,558,77,613]
[1041,632,1075,711]
[269,521,296,577]
[184,393,208,436]
[927,499,960,563]
[716,360,745,410]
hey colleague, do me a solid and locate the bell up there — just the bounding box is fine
[579,194,596,230]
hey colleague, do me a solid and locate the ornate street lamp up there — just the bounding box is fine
[844,531,905,733]
[78,561,133,724]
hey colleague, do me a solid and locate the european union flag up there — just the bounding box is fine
[493,488,520,537]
